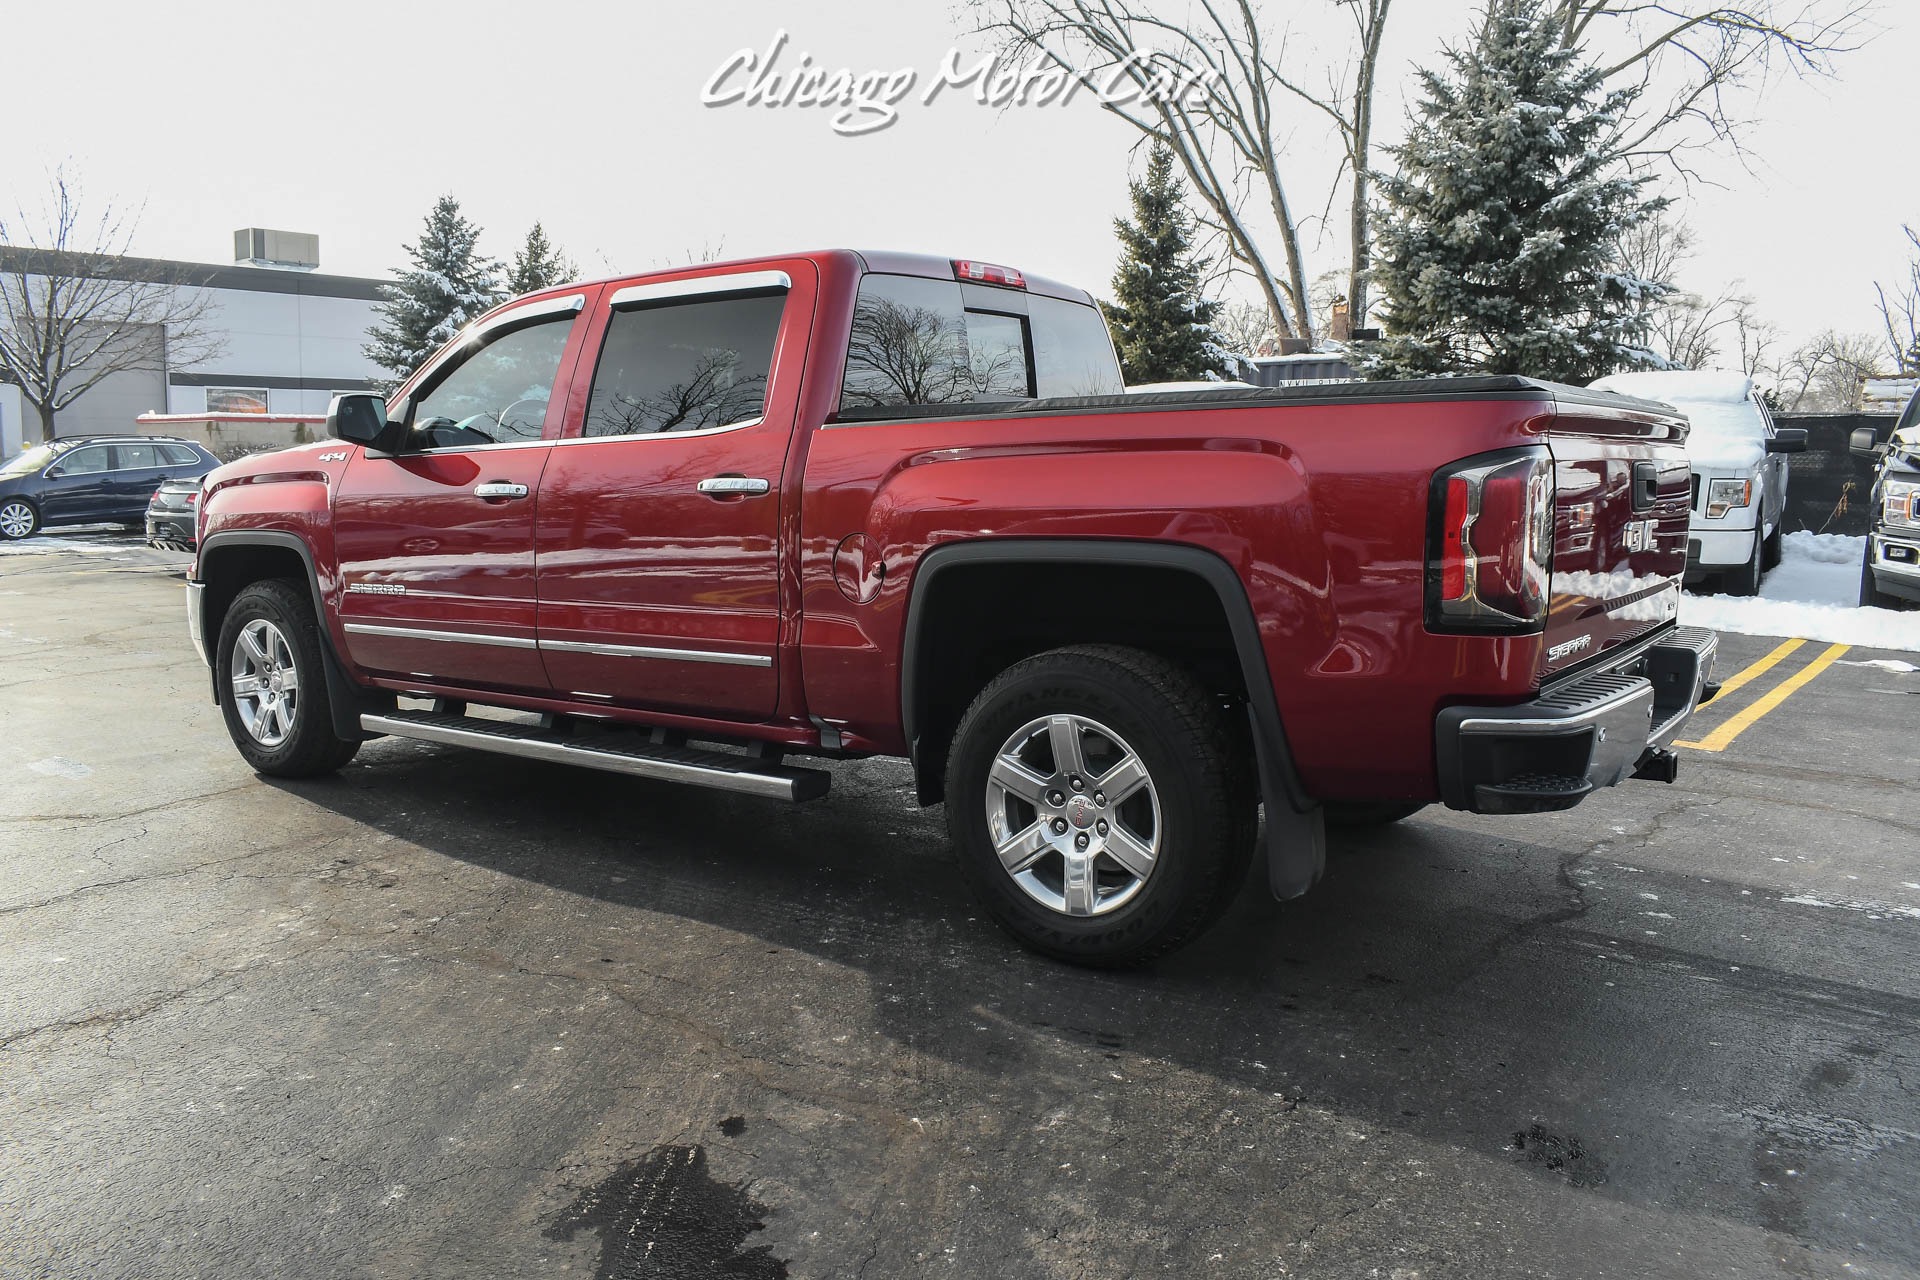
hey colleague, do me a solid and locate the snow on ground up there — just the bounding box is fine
[1680,532,1920,652]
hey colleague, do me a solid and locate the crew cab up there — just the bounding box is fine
[1852,391,1920,609]
[184,250,1717,965]
[1588,370,1807,595]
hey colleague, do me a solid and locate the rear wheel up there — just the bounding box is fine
[216,579,360,777]
[1723,532,1763,597]
[0,499,39,540]
[946,645,1254,967]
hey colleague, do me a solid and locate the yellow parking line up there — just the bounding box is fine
[1676,642,1851,753]
[1702,637,1804,704]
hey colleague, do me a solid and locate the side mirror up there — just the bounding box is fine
[326,393,399,450]
[1850,426,1888,460]
[43,465,65,479]
[1766,428,1808,455]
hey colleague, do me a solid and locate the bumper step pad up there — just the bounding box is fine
[360,709,831,802]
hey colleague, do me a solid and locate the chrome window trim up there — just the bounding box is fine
[407,437,557,457]
[343,622,538,650]
[609,270,791,311]
[538,637,772,667]
[558,416,766,445]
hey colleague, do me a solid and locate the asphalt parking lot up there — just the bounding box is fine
[2,533,1917,1280]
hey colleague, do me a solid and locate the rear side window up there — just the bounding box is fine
[584,294,784,437]
[113,443,165,470]
[839,273,1120,414]
[159,443,201,466]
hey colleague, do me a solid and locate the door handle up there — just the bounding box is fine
[696,476,771,497]
[473,482,530,499]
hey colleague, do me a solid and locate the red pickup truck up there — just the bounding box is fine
[187,249,1717,964]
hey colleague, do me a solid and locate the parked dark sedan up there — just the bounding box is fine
[144,478,203,551]
[0,436,219,540]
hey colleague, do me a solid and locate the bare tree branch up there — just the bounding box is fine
[0,166,225,444]
[1873,223,1920,375]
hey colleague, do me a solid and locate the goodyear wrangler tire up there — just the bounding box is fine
[946,645,1255,967]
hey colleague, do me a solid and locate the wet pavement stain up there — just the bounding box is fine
[1511,1123,1609,1187]
[718,1116,748,1138]
[545,1144,788,1279]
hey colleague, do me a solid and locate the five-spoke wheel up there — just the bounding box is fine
[947,645,1254,967]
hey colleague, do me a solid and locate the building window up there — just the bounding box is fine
[206,387,271,414]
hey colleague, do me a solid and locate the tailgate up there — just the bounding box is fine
[1540,401,1690,683]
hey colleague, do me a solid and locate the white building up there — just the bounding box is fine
[0,228,384,451]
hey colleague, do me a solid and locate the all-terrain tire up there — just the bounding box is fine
[945,645,1256,967]
[216,578,361,777]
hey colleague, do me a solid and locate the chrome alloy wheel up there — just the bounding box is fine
[0,501,34,539]
[984,713,1162,918]
[230,618,300,747]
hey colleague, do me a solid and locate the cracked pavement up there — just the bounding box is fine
[2,535,1918,1278]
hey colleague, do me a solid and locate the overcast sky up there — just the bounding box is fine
[4,0,1913,360]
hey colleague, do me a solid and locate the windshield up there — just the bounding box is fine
[1672,399,1765,443]
[0,445,56,478]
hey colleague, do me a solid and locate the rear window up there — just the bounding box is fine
[839,273,1120,414]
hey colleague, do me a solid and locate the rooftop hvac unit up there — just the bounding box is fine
[234,228,320,271]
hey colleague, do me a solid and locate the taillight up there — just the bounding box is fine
[952,259,1026,289]
[1428,448,1553,633]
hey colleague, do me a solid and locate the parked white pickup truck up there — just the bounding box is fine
[1588,370,1807,595]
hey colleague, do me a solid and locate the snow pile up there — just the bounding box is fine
[1681,532,1920,652]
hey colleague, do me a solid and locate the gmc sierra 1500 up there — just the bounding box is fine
[187,249,1716,964]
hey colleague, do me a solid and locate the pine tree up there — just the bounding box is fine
[506,222,576,296]
[1107,144,1231,384]
[363,196,502,384]
[1363,0,1668,384]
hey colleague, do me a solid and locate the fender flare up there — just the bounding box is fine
[901,538,1326,900]
[196,530,387,742]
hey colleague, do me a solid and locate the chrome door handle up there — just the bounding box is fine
[473,482,530,499]
[696,476,771,496]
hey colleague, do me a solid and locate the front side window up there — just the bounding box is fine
[410,316,574,449]
[57,447,111,476]
[584,293,784,437]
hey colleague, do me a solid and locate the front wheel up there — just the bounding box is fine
[0,499,40,540]
[1723,532,1763,597]
[945,645,1255,967]
[1860,547,1914,610]
[216,579,360,777]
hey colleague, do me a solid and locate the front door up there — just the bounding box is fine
[333,296,590,694]
[38,444,116,523]
[534,267,808,720]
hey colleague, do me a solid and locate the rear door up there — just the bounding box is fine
[533,264,813,720]
[332,292,592,694]
[106,442,174,519]
[1541,404,1691,681]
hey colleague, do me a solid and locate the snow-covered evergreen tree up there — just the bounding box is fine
[505,222,576,296]
[1363,0,1669,384]
[363,196,502,384]
[1107,144,1231,384]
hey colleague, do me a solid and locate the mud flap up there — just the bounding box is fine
[1265,799,1327,900]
